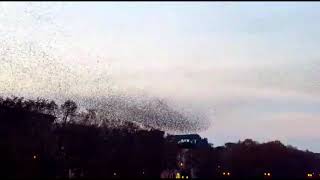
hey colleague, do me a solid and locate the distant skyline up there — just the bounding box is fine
[1,2,320,151]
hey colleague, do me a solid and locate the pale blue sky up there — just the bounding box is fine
[1,2,320,151]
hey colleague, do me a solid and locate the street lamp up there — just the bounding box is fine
[264,172,271,177]
[176,172,181,179]
[307,173,313,178]
[222,172,231,176]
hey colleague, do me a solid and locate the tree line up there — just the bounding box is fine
[0,95,320,179]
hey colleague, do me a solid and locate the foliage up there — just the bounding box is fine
[1,95,320,178]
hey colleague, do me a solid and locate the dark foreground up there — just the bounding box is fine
[1,96,320,179]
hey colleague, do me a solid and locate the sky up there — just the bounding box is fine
[1,2,320,151]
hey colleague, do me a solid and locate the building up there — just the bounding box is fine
[167,134,210,149]
[163,134,211,179]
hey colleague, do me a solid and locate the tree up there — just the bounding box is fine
[61,100,77,126]
[46,100,58,117]
[77,108,98,126]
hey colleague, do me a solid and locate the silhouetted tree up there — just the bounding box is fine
[61,100,77,126]
[46,100,58,117]
[2,95,320,179]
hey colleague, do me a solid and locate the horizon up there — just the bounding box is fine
[1,2,320,152]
